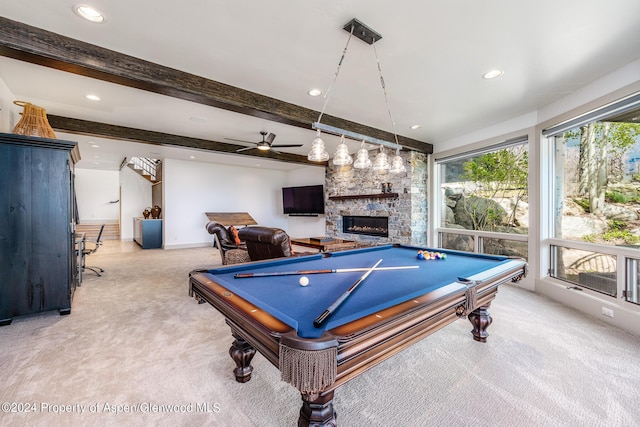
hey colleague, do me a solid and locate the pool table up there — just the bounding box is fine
[189,244,527,426]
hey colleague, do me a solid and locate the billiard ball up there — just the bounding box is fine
[299,276,309,287]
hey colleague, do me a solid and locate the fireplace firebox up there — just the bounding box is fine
[342,215,389,237]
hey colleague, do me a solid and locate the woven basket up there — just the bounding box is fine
[12,101,56,139]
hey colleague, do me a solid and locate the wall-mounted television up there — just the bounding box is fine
[282,184,325,216]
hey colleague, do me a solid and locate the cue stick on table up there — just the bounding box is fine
[313,259,383,328]
[233,265,417,279]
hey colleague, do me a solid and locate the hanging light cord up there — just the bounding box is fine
[373,41,400,150]
[316,25,355,125]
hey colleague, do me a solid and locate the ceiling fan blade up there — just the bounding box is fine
[270,148,281,155]
[271,144,304,148]
[236,146,255,152]
[266,133,276,144]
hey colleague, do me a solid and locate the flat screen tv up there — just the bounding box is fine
[282,184,325,216]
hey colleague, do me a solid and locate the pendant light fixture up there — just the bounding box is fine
[308,19,406,174]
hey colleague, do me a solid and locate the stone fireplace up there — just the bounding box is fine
[324,150,428,245]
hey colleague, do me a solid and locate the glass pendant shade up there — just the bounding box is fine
[372,147,389,171]
[353,148,372,169]
[353,140,371,169]
[308,131,329,162]
[389,149,406,174]
[332,136,352,166]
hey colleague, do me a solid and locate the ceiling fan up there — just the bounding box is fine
[225,131,303,154]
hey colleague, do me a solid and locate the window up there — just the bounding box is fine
[545,93,640,304]
[435,139,529,259]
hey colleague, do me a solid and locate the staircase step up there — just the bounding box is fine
[76,223,120,241]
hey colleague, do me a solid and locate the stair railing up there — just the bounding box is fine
[129,157,159,181]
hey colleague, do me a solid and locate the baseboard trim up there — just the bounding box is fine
[163,242,211,250]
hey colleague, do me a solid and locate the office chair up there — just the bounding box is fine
[82,224,105,276]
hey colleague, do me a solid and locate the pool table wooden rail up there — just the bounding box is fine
[189,257,527,426]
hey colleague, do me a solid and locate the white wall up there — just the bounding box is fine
[119,167,152,240]
[162,159,325,249]
[75,169,120,224]
[0,78,17,133]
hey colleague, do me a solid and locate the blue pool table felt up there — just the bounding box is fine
[205,245,510,338]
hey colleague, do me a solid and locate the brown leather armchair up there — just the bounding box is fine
[237,226,294,261]
[206,221,247,265]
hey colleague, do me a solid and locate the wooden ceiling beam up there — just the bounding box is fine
[47,115,322,166]
[0,17,432,154]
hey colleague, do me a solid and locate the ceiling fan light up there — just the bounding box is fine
[257,144,270,151]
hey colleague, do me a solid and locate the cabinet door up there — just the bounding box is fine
[0,143,71,319]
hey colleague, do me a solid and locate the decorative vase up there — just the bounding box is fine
[143,208,151,219]
[12,101,57,139]
[150,205,161,219]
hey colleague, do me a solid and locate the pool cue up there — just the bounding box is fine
[234,265,417,278]
[313,259,383,328]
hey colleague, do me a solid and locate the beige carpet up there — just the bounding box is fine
[0,241,639,427]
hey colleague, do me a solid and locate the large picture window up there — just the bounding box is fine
[436,140,528,259]
[545,93,640,304]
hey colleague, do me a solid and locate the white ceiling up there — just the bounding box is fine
[1,0,640,171]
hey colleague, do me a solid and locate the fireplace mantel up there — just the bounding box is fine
[329,192,398,201]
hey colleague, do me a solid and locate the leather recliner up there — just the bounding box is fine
[206,221,247,264]
[237,226,293,261]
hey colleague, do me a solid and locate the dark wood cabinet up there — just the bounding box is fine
[0,132,80,325]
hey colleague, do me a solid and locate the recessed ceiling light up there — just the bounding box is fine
[86,94,101,101]
[307,89,322,97]
[189,156,195,159]
[482,69,504,79]
[410,124,422,130]
[90,144,100,148]
[74,5,105,23]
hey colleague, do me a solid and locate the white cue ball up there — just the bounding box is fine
[299,276,309,287]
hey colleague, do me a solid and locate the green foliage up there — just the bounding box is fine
[462,148,528,196]
[564,122,640,154]
[573,198,590,212]
[461,146,528,228]
[607,219,626,231]
[457,196,507,231]
[606,192,628,203]
[583,234,596,243]
[602,230,640,245]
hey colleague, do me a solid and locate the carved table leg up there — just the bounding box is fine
[298,390,337,427]
[468,304,493,343]
[229,333,256,383]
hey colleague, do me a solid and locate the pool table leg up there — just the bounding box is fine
[229,333,256,383]
[468,304,493,343]
[298,390,337,427]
